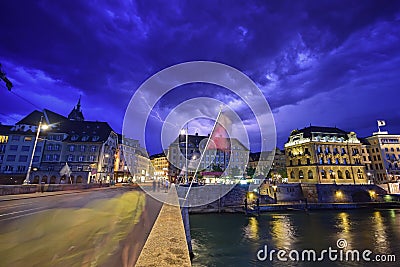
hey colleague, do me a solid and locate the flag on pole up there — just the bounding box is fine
[377,120,386,127]
[59,163,72,177]
[207,109,232,152]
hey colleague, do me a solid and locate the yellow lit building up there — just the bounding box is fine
[285,126,368,184]
[150,152,169,181]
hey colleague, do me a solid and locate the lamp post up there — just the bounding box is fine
[23,116,48,184]
[180,126,188,184]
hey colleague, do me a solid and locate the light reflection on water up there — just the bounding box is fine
[191,209,400,267]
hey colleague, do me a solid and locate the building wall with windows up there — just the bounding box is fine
[248,148,286,178]
[114,136,151,183]
[150,152,169,181]
[364,131,400,184]
[0,131,45,175]
[0,105,118,184]
[167,133,249,182]
[285,126,368,184]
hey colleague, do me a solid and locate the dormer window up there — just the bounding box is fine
[71,135,79,141]
[82,135,89,141]
[92,136,100,142]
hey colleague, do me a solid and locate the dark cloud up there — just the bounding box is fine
[1,0,400,153]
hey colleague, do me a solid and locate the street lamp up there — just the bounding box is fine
[180,127,188,184]
[23,117,48,184]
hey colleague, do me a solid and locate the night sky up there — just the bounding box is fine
[1,1,400,154]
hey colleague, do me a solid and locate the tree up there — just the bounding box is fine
[246,166,256,177]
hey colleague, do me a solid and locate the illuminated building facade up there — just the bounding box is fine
[285,126,368,184]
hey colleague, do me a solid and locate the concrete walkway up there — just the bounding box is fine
[136,184,191,267]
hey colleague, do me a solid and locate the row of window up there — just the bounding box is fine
[289,157,361,166]
[290,169,364,180]
[10,136,33,142]
[384,147,400,152]
[68,145,97,152]
[66,155,96,162]
[6,155,39,162]
[70,135,100,142]
[3,165,27,172]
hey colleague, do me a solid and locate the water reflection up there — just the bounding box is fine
[335,212,353,248]
[243,217,259,241]
[191,210,400,267]
[371,210,389,254]
[270,215,296,250]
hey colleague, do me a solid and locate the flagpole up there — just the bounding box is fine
[184,106,224,201]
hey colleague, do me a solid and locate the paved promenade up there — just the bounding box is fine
[136,184,191,267]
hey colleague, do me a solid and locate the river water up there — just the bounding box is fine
[190,209,400,267]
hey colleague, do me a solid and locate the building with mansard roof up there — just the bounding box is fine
[285,126,368,184]
[0,98,117,184]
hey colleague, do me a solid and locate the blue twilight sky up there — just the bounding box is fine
[0,0,400,154]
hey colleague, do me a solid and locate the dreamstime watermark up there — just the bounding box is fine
[257,238,397,263]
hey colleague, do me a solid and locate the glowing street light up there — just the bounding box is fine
[180,126,188,184]
[23,116,48,184]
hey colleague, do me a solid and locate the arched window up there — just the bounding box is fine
[345,170,351,179]
[343,158,347,165]
[319,158,324,164]
[290,171,295,179]
[357,169,363,179]
[335,158,340,165]
[321,170,326,179]
[299,170,304,179]
[327,158,332,164]
[308,170,313,179]
[337,170,343,179]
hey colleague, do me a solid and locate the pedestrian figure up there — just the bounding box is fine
[165,180,169,193]
[152,179,156,192]
[157,179,161,192]
[244,198,248,214]
[99,180,102,187]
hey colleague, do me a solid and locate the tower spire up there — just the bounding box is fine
[77,95,81,110]
[68,96,84,121]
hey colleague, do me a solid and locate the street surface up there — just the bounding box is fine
[0,186,163,267]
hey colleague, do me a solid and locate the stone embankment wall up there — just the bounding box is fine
[176,184,249,213]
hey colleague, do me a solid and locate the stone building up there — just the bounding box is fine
[167,133,249,182]
[248,148,286,178]
[114,135,151,183]
[0,99,118,184]
[363,131,400,184]
[285,126,368,184]
[150,152,169,181]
